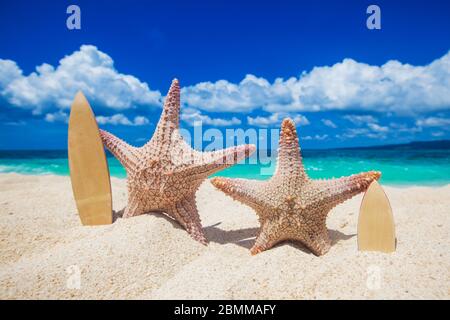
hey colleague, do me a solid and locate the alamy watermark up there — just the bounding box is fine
[165,122,280,175]
[366,5,381,30]
[66,4,381,31]
[66,5,81,30]
[366,265,382,290]
[66,264,81,290]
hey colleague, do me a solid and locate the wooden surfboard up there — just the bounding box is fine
[68,91,112,225]
[358,180,396,253]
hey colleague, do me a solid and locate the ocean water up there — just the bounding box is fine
[0,146,449,186]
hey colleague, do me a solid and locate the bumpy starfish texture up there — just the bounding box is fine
[211,118,380,256]
[100,79,255,244]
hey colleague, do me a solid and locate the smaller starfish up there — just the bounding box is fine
[211,118,380,255]
[100,79,255,244]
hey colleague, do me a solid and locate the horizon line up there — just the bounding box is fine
[0,139,449,153]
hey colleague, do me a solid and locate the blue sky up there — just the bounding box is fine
[0,0,449,149]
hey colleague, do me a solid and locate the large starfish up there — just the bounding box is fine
[100,79,255,244]
[211,118,380,255]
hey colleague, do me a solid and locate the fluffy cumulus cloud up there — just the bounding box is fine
[182,51,450,114]
[44,111,69,123]
[96,114,150,126]
[0,59,22,88]
[247,112,309,127]
[181,108,241,126]
[181,75,295,113]
[1,45,450,136]
[0,45,162,115]
[44,110,69,122]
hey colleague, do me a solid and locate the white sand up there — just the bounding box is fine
[0,173,448,299]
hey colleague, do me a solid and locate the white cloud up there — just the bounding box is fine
[95,114,149,126]
[43,109,150,126]
[366,133,387,139]
[416,116,450,127]
[133,116,150,126]
[340,125,389,139]
[343,114,378,125]
[368,123,389,133]
[302,134,328,141]
[0,45,162,114]
[2,46,450,131]
[181,108,241,126]
[321,118,337,128]
[431,131,444,137]
[45,111,68,123]
[341,128,370,139]
[247,112,309,127]
[341,114,389,136]
[389,122,422,133]
[181,51,450,114]
[0,59,22,88]
[181,74,298,113]
[341,114,389,137]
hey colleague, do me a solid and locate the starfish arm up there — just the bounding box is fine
[123,204,141,218]
[167,197,208,245]
[122,181,146,218]
[251,213,332,256]
[211,177,266,210]
[275,118,307,178]
[250,220,284,255]
[296,220,332,256]
[153,79,180,141]
[316,170,381,211]
[307,232,332,256]
[99,129,138,171]
[190,144,256,177]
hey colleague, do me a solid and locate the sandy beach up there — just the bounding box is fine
[0,173,448,299]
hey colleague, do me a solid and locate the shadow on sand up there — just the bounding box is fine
[113,209,356,254]
[204,222,356,254]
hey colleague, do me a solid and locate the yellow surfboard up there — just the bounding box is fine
[68,91,112,225]
[358,181,396,253]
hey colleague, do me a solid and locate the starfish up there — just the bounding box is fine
[100,79,255,244]
[211,118,381,256]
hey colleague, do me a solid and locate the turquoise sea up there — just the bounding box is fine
[1,141,449,186]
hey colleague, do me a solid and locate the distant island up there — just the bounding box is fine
[333,139,450,151]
